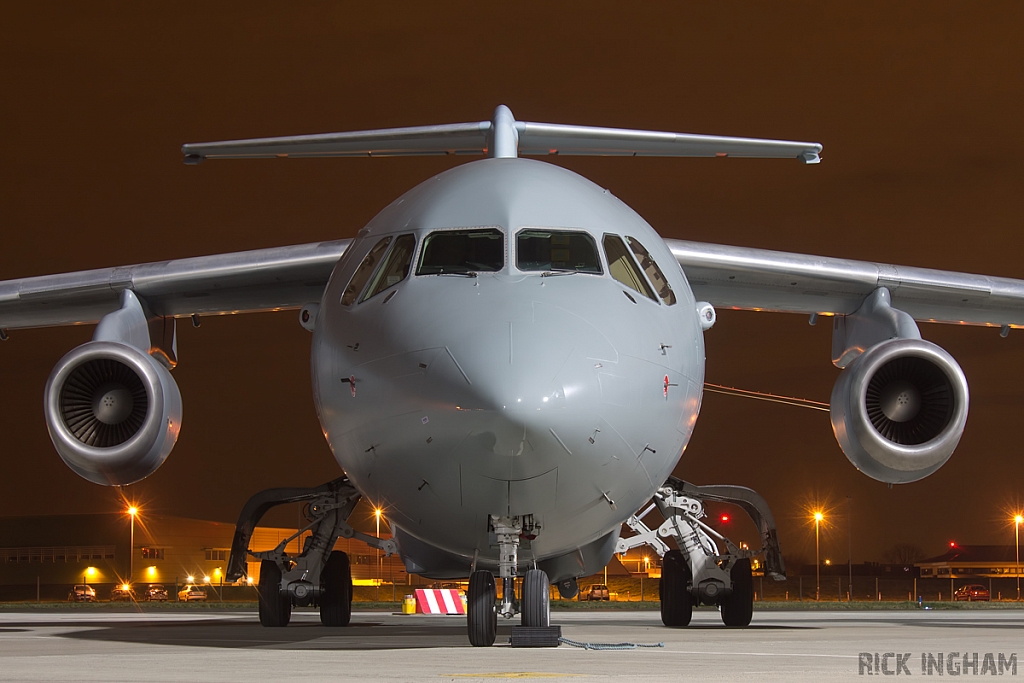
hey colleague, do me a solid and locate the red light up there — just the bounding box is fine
[949,541,957,548]
[720,515,730,523]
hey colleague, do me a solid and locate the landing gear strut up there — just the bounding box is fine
[227,477,397,628]
[618,477,785,628]
[492,516,521,620]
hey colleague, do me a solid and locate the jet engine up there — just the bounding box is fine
[830,338,969,484]
[43,341,182,486]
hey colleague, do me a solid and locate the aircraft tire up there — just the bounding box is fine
[521,569,550,627]
[467,570,497,647]
[258,559,292,627]
[660,549,693,627]
[720,558,753,627]
[319,550,353,627]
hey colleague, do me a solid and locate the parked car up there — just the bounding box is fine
[110,584,136,601]
[144,584,169,601]
[584,584,610,601]
[178,585,208,602]
[68,584,96,602]
[953,584,990,602]
[430,582,465,593]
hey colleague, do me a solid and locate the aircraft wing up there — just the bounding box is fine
[668,239,1024,328]
[0,240,349,330]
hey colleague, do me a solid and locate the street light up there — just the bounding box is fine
[126,505,139,584]
[1015,514,1023,601]
[374,507,383,601]
[813,511,824,601]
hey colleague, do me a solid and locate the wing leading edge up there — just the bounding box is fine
[7,238,1022,332]
[668,239,1024,329]
[0,240,349,330]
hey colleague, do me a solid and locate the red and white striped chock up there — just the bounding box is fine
[414,589,465,614]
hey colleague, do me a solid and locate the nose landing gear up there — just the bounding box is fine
[618,477,784,628]
[467,515,553,646]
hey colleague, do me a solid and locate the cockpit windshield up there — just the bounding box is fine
[417,228,504,275]
[516,230,602,274]
[625,237,676,305]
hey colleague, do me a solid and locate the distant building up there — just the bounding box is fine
[0,513,403,600]
[916,545,1022,579]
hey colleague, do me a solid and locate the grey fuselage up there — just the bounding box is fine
[311,158,705,578]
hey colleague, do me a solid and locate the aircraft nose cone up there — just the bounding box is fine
[435,302,616,480]
[442,302,613,415]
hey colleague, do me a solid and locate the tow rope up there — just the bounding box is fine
[558,637,665,650]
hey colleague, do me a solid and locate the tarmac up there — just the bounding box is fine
[0,607,1021,682]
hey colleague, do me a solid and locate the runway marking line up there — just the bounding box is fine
[445,674,582,679]
[661,650,858,659]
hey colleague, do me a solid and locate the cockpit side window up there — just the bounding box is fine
[625,237,677,306]
[341,237,392,306]
[603,234,658,302]
[516,230,602,274]
[416,228,504,275]
[361,234,416,302]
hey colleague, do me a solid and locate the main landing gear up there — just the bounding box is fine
[225,477,397,628]
[619,477,785,628]
[467,515,550,647]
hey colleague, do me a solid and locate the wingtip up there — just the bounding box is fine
[183,154,204,166]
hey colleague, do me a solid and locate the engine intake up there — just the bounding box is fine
[44,341,182,486]
[830,338,968,484]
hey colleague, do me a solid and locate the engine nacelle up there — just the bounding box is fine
[44,341,182,486]
[830,338,969,484]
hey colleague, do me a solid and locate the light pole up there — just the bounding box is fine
[814,511,823,601]
[127,506,138,585]
[847,496,853,602]
[1015,514,1022,601]
[374,507,382,601]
